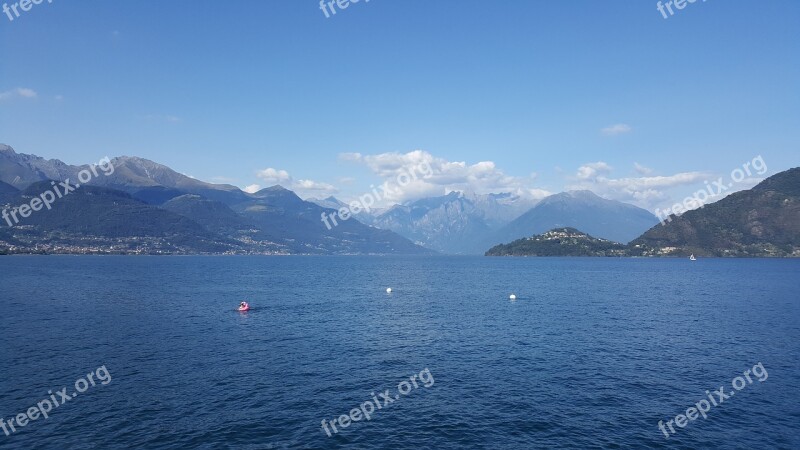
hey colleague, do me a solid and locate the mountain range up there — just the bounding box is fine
[630,167,800,257]
[488,168,800,257]
[368,190,658,254]
[2,144,796,257]
[0,145,431,255]
[368,191,534,254]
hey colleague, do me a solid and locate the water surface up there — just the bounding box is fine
[1,256,799,449]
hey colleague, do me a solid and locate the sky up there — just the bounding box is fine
[1,0,798,212]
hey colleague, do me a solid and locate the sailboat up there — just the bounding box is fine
[689,254,697,261]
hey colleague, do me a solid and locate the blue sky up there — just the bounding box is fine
[1,0,798,210]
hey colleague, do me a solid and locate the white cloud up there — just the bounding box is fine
[255,168,337,197]
[601,123,632,136]
[340,149,552,204]
[526,188,555,199]
[0,87,38,101]
[242,184,261,194]
[338,152,362,162]
[568,161,709,209]
[294,179,337,192]
[634,162,653,175]
[576,162,613,180]
[256,168,292,185]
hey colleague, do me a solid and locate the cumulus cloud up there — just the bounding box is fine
[338,152,362,162]
[0,87,37,101]
[340,149,552,204]
[256,168,292,185]
[601,123,632,136]
[242,184,261,194]
[255,168,337,197]
[293,178,337,193]
[567,161,709,209]
[634,162,653,175]
[576,162,613,180]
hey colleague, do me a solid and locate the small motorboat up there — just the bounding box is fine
[238,301,250,312]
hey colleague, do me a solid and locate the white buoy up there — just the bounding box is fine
[386,288,392,293]
[509,294,517,300]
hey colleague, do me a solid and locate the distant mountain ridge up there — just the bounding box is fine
[490,190,659,247]
[0,145,250,205]
[630,167,800,257]
[3,180,242,254]
[0,145,431,255]
[316,188,661,254]
[371,191,538,254]
[486,168,800,257]
[235,186,430,254]
[98,156,253,206]
[307,196,377,224]
[368,190,659,254]
[0,144,80,188]
[0,179,18,204]
[5,144,794,257]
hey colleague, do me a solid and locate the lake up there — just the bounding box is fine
[1,256,799,449]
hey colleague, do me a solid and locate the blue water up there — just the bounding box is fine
[1,256,799,449]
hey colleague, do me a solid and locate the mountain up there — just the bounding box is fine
[236,186,433,255]
[95,156,252,206]
[0,146,431,255]
[0,144,79,188]
[0,179,18,204]
[372,191,537,254]
[631,167,800,257]
[307,196,376,224]
[373,192,491,254]
[490,190,658,247]
[469,192,537,228]
[131,186,187,205]
[0,145,250,206]
[162,194,254,234]
[160,194,286,253]
[1,181,242,254]
[486,227,628,256]
[488,169,800,258]
[372,190,653,254]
